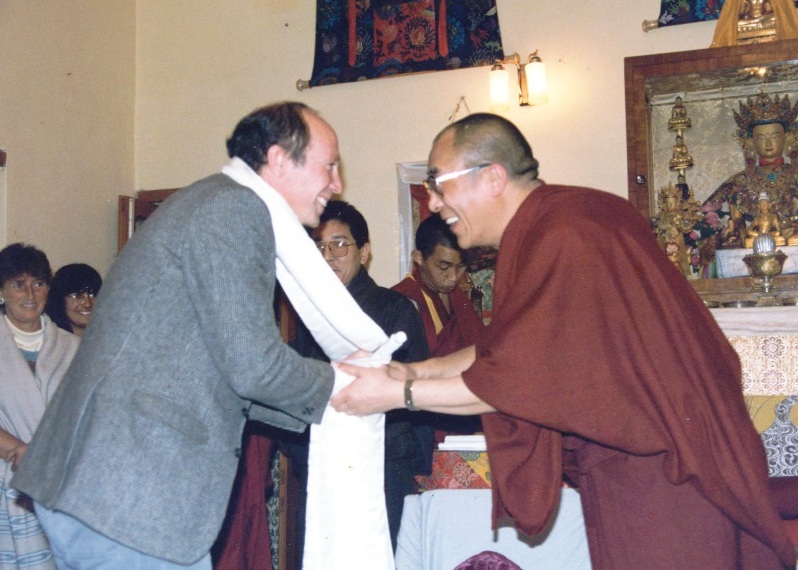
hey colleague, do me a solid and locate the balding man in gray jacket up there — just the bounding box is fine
[13,102,344,569]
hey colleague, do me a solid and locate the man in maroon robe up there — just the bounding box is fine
[333,113,796,568]
[393,215,484,358]
[393,214,484,440]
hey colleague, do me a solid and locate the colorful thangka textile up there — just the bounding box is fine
[308,0,504,87]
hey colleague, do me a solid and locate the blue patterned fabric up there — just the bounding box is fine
[657,0,724,27]
[657,0,798,27]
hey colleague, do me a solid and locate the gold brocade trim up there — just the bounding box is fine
[722,162,798,218]
[745,395,798,432]
[747,168,797,201]
[407,273,444,334]
[734,92,798,135]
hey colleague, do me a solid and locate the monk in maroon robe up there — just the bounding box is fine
[393,262,481,357]
[393,214,485,440]
[334,113,795,568]
[392,213,483,359]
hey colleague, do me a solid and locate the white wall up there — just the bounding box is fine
[0,1,136,275]
[1,0,719,283]
[135,0,720,285]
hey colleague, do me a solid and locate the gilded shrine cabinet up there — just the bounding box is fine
[624,38,798,301]
[624,40,798,538]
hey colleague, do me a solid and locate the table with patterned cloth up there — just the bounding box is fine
[710,306,798,477]
[709,306,798,549]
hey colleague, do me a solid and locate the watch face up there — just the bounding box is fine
[404,379,418,411]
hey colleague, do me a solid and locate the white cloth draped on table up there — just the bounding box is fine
[221,158,400,570]
[395,489,592,570]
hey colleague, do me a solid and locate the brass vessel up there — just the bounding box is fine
[742,250,788,296]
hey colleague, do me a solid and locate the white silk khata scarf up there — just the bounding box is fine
[222,157,401,570]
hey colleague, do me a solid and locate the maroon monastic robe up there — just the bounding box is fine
[212,423,274,570]
[462,184,795,566]
[392,266,484,357]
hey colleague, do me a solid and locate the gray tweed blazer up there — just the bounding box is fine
[13,174,334,564]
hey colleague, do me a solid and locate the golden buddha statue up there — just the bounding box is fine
[789,197,798,245]
[668,97,691,134]
[711,0,798,46]
[669,135,694,172]
[655,183,702,277]
[700,92,798,249]
[738,0,775,40]
[744,192,786,247]
[720,217,744,249]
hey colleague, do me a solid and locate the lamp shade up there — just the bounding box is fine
[525,59,548,106]
[489,65,510,113]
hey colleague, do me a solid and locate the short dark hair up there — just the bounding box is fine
[435,113,539,181]
[415,215,461,259]
[226,101,318,171]
[45,263,103,332]
[0,243,52,316]
[0,243,52,288]
[318,200,370,248]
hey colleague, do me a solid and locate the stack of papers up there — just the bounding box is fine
[437,434,487,451]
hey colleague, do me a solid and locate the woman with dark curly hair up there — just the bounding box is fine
[0,243,79,569]
[45,263,102,337]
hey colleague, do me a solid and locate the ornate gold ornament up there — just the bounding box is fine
[669,135,694,172]
[737,0,778,43]
[668,97,694,179]
[734,92,798,136]
[711,0,798,46]
[654,183,702,277]
[744,191,787,247]
[668,96,692,136]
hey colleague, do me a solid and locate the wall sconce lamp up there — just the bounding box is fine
[489,50,548,112]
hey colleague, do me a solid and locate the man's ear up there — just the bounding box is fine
[359,242,372,266]
[411,249,424,267]
[261,144,288,178]
[487,163,509,197]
